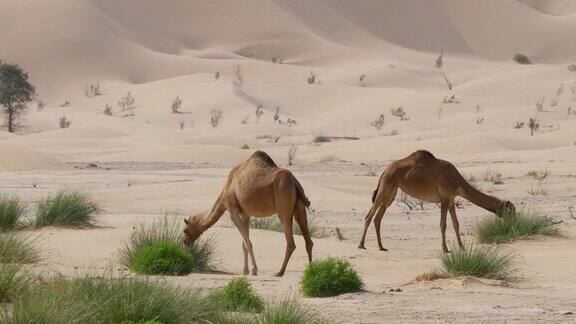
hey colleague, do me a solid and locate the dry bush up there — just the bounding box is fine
[413,270,449,282]
[233,65,245,86]
[435,50,444,68]
[483,170,503,185]
[439,71,453,90]
[59,116,71,129]
[103,104,113,116]
[84,82,102,97]
[390,106,408,121]
[307,71,316,84]
[529,118,539,136]
[396,191,426,213]
[240,115,249,125]
[179,120,185,130]
[271,133,281,143]
[255,104,263,122]
[60,100,70,108]
[118,92,136,117]
[287,145,297,166]
[273,107,280,123]
[514,121,525,129]
[442,94,459,104]
[210,109,223,127]
[370,114,385,130]
[171,96,183,114]
[36,100,45,111]
[568,64,576,72]
[535,97,544,112]
[271,56,284,64]
[214,71,221,80]
[359,74,367,87]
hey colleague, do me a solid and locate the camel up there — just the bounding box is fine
[183,150,313,277]
[358,150,515,253]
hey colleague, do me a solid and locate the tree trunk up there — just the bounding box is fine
[7,102,14,133]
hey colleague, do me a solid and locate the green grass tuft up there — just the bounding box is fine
[208,277,264,313]
[0,194,26,231]
[513,53,531,65]
[441,245,516,280]
[0,264,34,303]
[250,216,321,238]
[119,216,215,274]
[35,190,101,227]
[300,257,363,297]
[312,135,330,143]
[0,234,40,264]
[475,209,560,244]
[130,241,195,276]
[3,275,216,323]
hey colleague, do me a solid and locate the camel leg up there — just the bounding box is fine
[440,201,449,253]
[274,174,297,277]
[358,202,379,249]
[228,197,258,275]
[449,204,465,250]
[373,187,397,251]
[294,200,313,262]
[242,242,249,275]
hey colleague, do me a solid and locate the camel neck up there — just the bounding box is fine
[199,195,226,232]
[458,180,502,214]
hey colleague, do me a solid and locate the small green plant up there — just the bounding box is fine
[4,275,216,323]
[130,241,196,276]
[208,277,264,313]
[0,234,40,264]
[362,171,377,177]
[0,194,25,231]
[300,257,363,297]
[241,144,250,149]
[35,190,101,227]
[313,135,331,143]
[119,216,215,273]
[441,245,516,280]
[525,170,539,178]
[257,297,323,324]
[475,209,559,244]
[513,53,531,65]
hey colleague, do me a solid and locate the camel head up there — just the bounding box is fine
[183,213,204,244]
[496,200,515,217]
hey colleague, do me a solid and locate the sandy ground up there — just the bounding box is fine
[1,0,576,322]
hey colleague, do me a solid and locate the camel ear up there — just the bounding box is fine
[184,218,189,225]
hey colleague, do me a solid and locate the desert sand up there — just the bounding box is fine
[1,0,576,322]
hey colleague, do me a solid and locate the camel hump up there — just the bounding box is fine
[413,150,436,160]
[250,150,278,167]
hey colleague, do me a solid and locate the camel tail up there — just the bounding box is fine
[294,177,310,208]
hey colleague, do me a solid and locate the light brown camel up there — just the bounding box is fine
[358,150,515,253]
[183,150,313,277]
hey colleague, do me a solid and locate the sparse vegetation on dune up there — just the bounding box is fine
[119,216,215,274]
[35,190,101,227]
[300,257,363,297]
[441,245,516,280]
[475,209,559,244]
[0,194,25,231]
[313,135,330,143]
[513,53,531,65]
[0,264,33,303]
[0,234,40,264]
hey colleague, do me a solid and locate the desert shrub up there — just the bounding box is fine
[0,264,34,303]
[171,96,183,114]
[208,277,264,313]
[250,216,321,238]
[103,103,113,116]
[84,82,102,97]
[4,275,216,324]
[130,241,196,276]
[35,190,101,227]
[0,194,25,231]
[210,108,223,127]
[241,144,250,149]
[525,170,539,178]
[441,245,515,280]
[513,53,531,65]
[119,92,137,117]
[257,297,322,324]
[287,145,297,166]
[59,116,71,128]
[313,135,330,143]
[370,114,385,130]
[0,234,40,263]
[119,217,215,273]
[300,257,363,297]
[475,209,559,244]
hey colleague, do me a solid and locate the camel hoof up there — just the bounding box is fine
[443,249,450,254]
[274,272,284,277]
[358,245,366,250]
[243,270,250,276]
[379,247,388,252]
[251,270,258,276]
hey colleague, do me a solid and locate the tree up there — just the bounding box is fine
[0,61,36,133]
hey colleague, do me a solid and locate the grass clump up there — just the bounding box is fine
[0,194,25,231]
[208,277,264,313]
[0,264,33,303]
[256,297,322,324]
[35,190,101,227]
[250,217,321,238]
[513,53,531,65]
[119,216,215,274]
[300,257,363,297]
[441,245,515,280]
[475,209,559,244]
[130,241,196,276]
[0,234,40,264]
[3,275,216,323]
